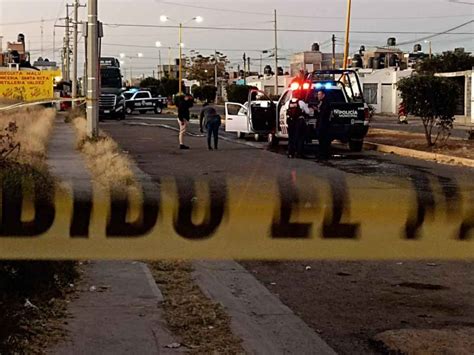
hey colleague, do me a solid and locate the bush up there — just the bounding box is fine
[192,85,203,101]
[397,75,459,146]
[226,84,252,104]
[202,85,217,103]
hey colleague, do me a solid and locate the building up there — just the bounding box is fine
[245,74,293,96]
[356,47,406,70]
[290,43,344,76]
[436,70,473,124]
[357,68,413,114]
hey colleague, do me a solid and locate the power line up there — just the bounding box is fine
[160,1,473,20]
[1,18,56,26]
[397,19,474,45]
[103,22,473,35]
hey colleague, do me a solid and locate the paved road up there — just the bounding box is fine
[100,113,474,355]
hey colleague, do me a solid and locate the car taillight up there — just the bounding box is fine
[302,82,311,90]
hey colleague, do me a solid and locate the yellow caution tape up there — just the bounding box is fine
[0,173,472,260]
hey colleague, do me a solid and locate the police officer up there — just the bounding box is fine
[316,90,332,160]
[286,89,311,158]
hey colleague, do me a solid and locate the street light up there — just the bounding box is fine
[424,40,432,60]
[160,15,204,94]
[119,53,144,84]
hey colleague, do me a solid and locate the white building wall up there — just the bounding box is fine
[359,68,413,114]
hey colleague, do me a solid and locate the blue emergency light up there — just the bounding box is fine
[314,82,334,90]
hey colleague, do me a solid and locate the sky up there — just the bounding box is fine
[1,0,473,77]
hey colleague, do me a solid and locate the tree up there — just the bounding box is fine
[139,77,160,88]
[226,84,252,104]
[191,85,203,101]
[202,85,217,102]
[159,78,180,97]
[397,75,459,146]
[185,51,229,86]
[416,50,474,74]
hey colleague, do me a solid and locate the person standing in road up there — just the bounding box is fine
[177,94,194,149]
[200,103,221,150]
[316,90,332,160]
[286,90,311,158]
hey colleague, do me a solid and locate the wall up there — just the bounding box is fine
[246,75,293,96]
[359,68,413,114]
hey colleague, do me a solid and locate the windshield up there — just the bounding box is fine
[100,68,122,88]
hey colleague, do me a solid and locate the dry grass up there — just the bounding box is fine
[367,128,474,160]
[150,261,244,354]
[0,107,55,166]
[72,116,137,194]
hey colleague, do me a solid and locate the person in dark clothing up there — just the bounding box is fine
[316,90,332,160]
[200,104,221,150]
[177,94,194,149]
[286,91,311,158]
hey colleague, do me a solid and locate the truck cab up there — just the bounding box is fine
[99,57,126,120]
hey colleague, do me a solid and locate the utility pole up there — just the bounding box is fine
[86,0,99,137]
[158,49,162,79]
[247,56,250,75]
[72,0,80,107]
[64,5,71,81]
[343,0,352,69]
[41,18,44,58]
[178,22,183,94]
[260,53,263,75]
[214,50,218,87]
[332,34,336,69]
[168,47,172,78]
[274,9,278,96]
[242,53,247,85]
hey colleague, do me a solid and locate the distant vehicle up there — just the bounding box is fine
[99,57,126,120]
[123,90,164,115]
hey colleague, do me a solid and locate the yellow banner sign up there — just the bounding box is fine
[0,70,58,101]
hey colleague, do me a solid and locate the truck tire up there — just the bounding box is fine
[237,132,245,139]
[154,105,162,114]
[349,140,364,152]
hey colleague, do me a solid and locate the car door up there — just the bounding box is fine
[277,90,291,137]
[225,102,249,133]
[247,89,275,134]
[134,92,151,110]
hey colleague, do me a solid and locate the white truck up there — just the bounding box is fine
[225,90,277,141]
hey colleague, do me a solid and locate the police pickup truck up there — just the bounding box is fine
[270,69,370,152]
[123,90,164,115]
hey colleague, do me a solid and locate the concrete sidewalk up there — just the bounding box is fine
[46,117,180,355]
[371,115,473,139]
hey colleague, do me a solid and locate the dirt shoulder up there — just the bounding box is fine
[0,107,78,354]
[241,260,474,355]
[367,128,474,160]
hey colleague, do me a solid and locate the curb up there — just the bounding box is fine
[364,141,474,168]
